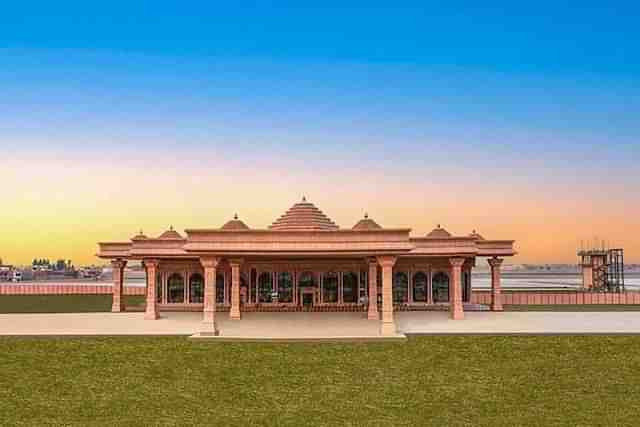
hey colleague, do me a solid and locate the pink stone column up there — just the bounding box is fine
[144,259,159,320]
[449,258,465,320]
[377,256,397,335]
[488,257,504,312]
[201,257,219,334]
[111,259,127,312]
[229,259,242,320]
[367,260,378,320]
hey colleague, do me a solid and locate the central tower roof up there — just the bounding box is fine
[269,197,339,231]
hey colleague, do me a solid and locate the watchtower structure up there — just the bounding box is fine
[578,247,625,292]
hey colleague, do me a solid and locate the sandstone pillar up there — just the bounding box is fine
[449,257,465,320]
[367,260,378,320]
[201,257,219,335]
[488,257,504,311]
[111,259,127,312]
[377,256,397,335]
[229,259,242,320]
[144,259,159,320]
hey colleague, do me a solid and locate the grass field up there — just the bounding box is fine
[1,336,639,426]
[0,295,145,313]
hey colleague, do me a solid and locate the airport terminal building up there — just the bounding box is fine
[97,197,515,335]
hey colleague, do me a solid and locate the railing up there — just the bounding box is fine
[471,290,640,305]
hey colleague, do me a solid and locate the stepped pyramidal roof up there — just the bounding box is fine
[269,197,339,231]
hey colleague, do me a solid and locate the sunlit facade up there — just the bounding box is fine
[98,198,515,335]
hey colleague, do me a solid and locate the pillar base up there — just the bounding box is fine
[367,310,379,320]
[111,302,125,313]
[380,322,396,336]
[230,310,241,320]
[450,307,464,320]
[490,304,504,312]
[200,321,219,336]
[144,311,159,320]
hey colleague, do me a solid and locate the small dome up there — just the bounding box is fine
[158,226,183,239]
[221,214,250,231]
[132,230,148,240]
[469,230,485,240]
[352,213,382,230]
[426,224,452,238]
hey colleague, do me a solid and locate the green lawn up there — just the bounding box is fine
[0,295,145,313]
[1,336,639,426]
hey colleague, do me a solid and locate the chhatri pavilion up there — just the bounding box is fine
[97,197,516,335]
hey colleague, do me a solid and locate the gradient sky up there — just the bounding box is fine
[1,2,639,265]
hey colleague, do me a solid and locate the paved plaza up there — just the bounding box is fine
[1,311,640,339]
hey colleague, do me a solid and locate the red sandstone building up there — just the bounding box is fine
[97,198,515,335]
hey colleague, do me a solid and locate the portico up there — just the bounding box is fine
[98,198,516,335]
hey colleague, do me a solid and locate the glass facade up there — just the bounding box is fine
[258,272,273,303]
[412,271,428,302]
[322,272,339,303]
[216,273,225,304]
[342,272,358,303]
[189,273,204,304]
[156,273,163,303]
[432,272,449,303]
[277,272,293,303]
[167,273,185,303]
[393,271,409,304]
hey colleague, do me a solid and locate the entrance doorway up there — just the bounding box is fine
[302,292,314,307]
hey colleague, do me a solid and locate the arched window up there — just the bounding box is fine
[258,272,273,303]
[432,272,449,303]
[342,272,358,303]
[278,272,293,303]
[189,273,204,304]
[462,271,471,302]
[167,273,185,303]
[216,273,225,304]
[156,272,163,303]
[393,271,409,304]
[323,272,339,303]
[413,271,428,302]
[298,272,315,288]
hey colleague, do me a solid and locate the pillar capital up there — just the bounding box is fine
[449,257,466,268]
[228,258,244,267]
[111,259,127,269]
[143,259,159,269]
[488,257,504,268]
[200,256,220,269]
[376,255,397,268]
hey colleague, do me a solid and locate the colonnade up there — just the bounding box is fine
[110,256,504,335]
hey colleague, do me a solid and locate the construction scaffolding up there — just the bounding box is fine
[578,247,625,292]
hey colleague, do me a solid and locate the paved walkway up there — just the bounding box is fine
[1,311,639,339]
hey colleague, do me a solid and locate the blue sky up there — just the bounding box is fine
[1,1,639,263]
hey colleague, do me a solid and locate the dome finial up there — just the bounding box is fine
[364,212,369,219]
[302,195,306,202]
[169,225,174,231]
[437,223,441,228]
[234,213,238,220]
[139,229,144,235]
